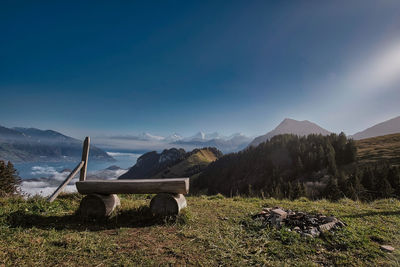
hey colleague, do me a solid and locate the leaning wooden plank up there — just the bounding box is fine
[76,178,189,195]
[79,136,90,181]
[47,161,84,202]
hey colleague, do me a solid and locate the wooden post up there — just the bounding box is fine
[80,136,90,181]
[47,161,84,202]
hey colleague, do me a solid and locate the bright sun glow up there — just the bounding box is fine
[350,40,400,92]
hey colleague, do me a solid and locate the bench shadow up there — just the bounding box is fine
[4,206,178,231]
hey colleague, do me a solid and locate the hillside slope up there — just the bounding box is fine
[352,116,400,140]
[119,147,222,179]
[356,133,400,165]
[249,118,331,147]
[0,126,114,162]
[152,148,219,178]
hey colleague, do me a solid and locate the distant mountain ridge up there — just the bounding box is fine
[249,118,331,147]
[100,131,252,154]
[174,133,251,153]
[0,125,114,163]
[351,116,400,140]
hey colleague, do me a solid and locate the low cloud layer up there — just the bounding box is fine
[20,166,128,197]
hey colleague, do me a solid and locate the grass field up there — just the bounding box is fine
[1,194,400,266]
[356,133,400,166]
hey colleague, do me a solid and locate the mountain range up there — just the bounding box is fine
[248,115,400,148]
[0,126,114,163]
[173,132,252,153]
[1,115,399,163]
[104,115,400,154]
[98,131,252,154]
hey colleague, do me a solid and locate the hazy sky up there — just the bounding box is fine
[1,1,400,139]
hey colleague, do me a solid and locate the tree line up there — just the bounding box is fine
[193,133,400,201]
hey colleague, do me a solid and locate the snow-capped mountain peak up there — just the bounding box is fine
[205,132,224,140]
[187,131,206,141]
[165,133,183,142]
[139,132,165,141]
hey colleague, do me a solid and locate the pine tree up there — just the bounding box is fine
[335,132,347,165]
[347,185,358,201]
[361,168,375,199]
[317,145,325,169]
[347,171,364,200]
[325,176,342,201]
[292,181,306,199]
[0,161,20,196]
[286,181,293,199]
[378,177,394,198]
[344,139,357,164]
[387,167,400,196]
[392,167,400,196]
[326,144,338,176]
[296,156,304,173]
[337,171,347,196]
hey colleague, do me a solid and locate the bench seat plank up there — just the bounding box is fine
[76,178,189,195]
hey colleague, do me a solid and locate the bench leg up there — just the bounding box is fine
[150,193,187,216]
[79,194,120,218]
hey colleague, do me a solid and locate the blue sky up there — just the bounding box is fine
[1,1,400,139]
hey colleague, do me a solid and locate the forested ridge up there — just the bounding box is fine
[193,133,400,201]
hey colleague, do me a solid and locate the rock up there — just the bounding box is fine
[319,221,337,232]
[270,215,284,228]
[380,245,395,252]
[323,216,338,223]
[271,208,287,219]
[270,208,288,228]
[302,233,313,238]
[252,207,344,237]
[336,221,346,227]
[252,213,265,219]
[310,227,320,237]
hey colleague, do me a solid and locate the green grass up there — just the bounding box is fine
[1,194,400,266]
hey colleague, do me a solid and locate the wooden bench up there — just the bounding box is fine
[48,137,190,217]
[75,178,189,195]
